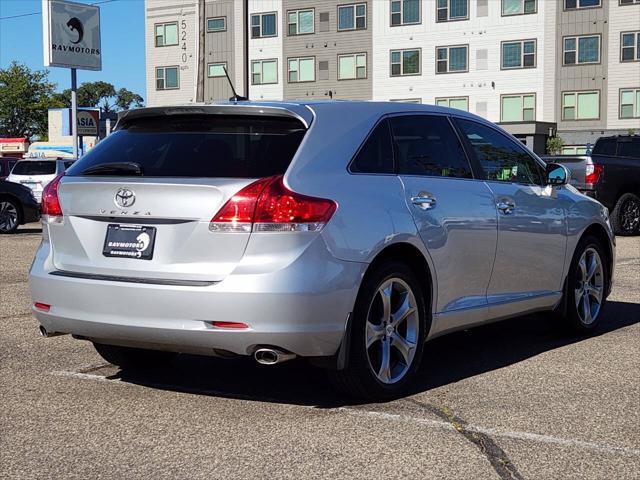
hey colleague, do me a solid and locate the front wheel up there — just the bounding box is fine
[0,198,20,234]
[560,236,609,333]
[93,343,177,369]
[329,261,428,399]
[610,193,640,236]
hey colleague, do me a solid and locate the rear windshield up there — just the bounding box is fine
[592,138,617,156]
[68,115,307,178]
[11,161,57,176]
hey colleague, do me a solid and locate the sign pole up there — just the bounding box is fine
[71,68,78,159]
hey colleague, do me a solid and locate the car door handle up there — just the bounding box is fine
[497,200,516,214]
[411,195,437,210]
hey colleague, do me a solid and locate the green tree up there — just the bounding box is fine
[0,62,63,140]
[546,136,565,155]
[115,88,144,110]
[52,83,144,112]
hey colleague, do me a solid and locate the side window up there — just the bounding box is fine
[390,115,472,178]
[617,138,640,158]
[456,118,544,185]
[350,119,394,174]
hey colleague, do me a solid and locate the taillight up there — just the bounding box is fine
[210,175,337,233]
[42,173,64,222]
[585,164,603,186]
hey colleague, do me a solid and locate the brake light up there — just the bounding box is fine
[585,164,603,186]
[42,173,64,221]
[210,176,337,233]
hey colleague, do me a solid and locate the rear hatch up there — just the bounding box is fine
[49,111,307,283]
[8,161,58,201]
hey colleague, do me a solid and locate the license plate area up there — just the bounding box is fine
[102,224,156,260]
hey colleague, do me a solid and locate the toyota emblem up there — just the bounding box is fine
[114,188,135,208]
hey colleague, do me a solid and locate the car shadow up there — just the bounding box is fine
[15,227,42,235]
[112,300,640,407]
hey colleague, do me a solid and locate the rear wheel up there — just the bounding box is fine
[560,235,609,333]
[0,198,20,234]
[329,261,428,399]
[93,343,177,369]
[610,193,640,236]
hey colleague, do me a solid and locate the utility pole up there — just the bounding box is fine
[71,68,78,159]
[196,0,205,102]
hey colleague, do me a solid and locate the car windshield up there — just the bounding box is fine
[11,161,57,175]
[68,114,307,178]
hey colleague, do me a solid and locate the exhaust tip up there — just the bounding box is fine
[39,325,66,338]
[254,348,296,365]
[39,325,48,337]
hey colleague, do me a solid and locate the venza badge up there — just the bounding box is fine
[114,188,135,208]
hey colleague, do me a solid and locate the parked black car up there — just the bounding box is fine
[0,180,40,234]
[544,135,640,236]
[0,157,20,181]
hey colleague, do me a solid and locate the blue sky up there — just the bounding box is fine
[0,0,146,100]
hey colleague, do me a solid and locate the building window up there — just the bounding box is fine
[288,57,315,82]
[502,40,536,69]
[563,35,600,65]
[562,146,588,155]
[390,0,420,26]
[208,63,227,78]
[620,0,640,4]
[251,13,277,38]
[436,45,468,73]
[501,94,535,122]
[435,97,469,111]
[288,9,314,35]
[251,59,278,85]
[502,0,536,15]
[338,53,367,80]
[390,49,420,76]
[156,66,179,90]
[207,17,226,32]
[621,32,640,62]
[338,3,366,31]
[564,0,601,9]
[437,0,469,22]
[154,22,178,47]
[620,88,640,118]
[562,91,600,120]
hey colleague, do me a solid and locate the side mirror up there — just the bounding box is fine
[546,163,570,187]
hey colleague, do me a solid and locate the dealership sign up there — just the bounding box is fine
[42,0,102,71]
[63,109,100,136]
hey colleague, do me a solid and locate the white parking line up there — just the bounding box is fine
[51,369,640,458]
[336,408,640,457]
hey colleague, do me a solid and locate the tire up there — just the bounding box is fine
[0,198,20,234]
[329,261,428,400]
[610,193,640,236]
[560,235,609,334]
[93,343,177,369]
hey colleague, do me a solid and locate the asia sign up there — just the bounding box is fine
[42,0,102,71]
[68,109,100,136]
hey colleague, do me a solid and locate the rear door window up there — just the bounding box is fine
[11,161,57,176]
[350,119,394,174]
[390,115,473,178]
[68,115,307,178]
[455,118,544,185]
[617,138,640,158]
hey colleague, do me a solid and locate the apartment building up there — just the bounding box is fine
[145,0,640,153]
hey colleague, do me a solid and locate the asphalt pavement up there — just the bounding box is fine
[1,224,638,479]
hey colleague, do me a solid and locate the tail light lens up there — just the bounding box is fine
[585,164,603,186]
[210,175,337,233]
[42,173,64,222]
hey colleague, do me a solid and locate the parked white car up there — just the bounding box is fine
[7,159,73,203]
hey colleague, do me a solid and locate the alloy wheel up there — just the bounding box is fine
[365,278,419,384]
[621,197,640,233]
[574,247,604,325]
[0,201,18,233]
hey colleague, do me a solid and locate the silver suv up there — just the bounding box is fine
[8,159,73,203]
[29,102,615,399]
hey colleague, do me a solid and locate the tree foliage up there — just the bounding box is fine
[546,136,565,155]
[0,62,63,140]
[53,82,144,113]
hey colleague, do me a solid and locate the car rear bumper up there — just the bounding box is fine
[29,237,366,357]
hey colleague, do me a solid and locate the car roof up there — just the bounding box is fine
[117,100,486,130]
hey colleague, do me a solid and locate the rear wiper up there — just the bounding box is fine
[82,162,144,176]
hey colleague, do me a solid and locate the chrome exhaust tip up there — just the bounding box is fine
[254,348,296,365]
[39,325,66,338]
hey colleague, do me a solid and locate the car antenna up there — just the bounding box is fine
[223,66,248,103]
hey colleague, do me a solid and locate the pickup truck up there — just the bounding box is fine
[543,135,640,236]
